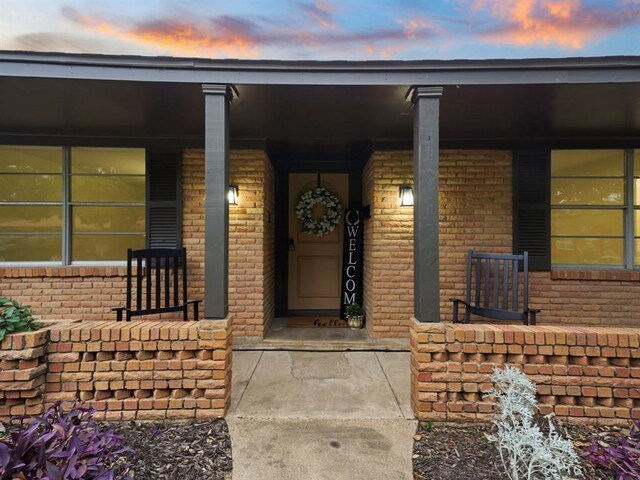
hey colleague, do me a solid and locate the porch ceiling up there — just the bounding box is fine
[0,76,639,148]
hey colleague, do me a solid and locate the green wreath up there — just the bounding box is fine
[295,187,344,237]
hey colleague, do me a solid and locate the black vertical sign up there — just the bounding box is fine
[340,209,364,319]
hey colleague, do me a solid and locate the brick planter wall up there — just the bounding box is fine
[411,319,640,425]
[0,329,50,417]
[0,319,232,421]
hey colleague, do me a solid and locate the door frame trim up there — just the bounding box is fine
[269,141,371,317]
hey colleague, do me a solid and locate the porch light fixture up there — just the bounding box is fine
[228,185,239,205]
[399,185,414,207]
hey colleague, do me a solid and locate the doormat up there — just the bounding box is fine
[287,316,349,328]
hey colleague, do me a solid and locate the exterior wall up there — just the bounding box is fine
[183,149,274,336]
[0,328,51,417]
[0,149,274,337]
[2,147,639,333]
[411,319,640,425]
[362,150,512,337]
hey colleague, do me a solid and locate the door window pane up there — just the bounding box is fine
[72,234,145,261]
[71,175,145,203]
[552,178,624,205]
[72,148,145,175]
[551,237,624,265]
[0,206,62,233]
[0,235,62,262]
[0,146,62,173]
[0,175,62,202]
[551,150,624,177]
[551,209,623,237]
[73,206,145,233]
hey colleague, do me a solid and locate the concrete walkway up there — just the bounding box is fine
[228,351,417,479]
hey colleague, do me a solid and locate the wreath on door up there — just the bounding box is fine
[295,187,344,237]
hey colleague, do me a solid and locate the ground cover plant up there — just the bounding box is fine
[0,402,130,480]
[487,366,583,480]
[581,420,640,479]
[0,297,40,342]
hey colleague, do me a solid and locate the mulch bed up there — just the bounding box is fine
[412,420,620,480]
[112,419,232,480]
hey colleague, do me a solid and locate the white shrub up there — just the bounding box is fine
[487,366,583,480]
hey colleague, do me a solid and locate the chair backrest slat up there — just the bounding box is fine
[182,247,188,304]
[155,255,161,309]
[523,251,529,310]
[493,258,499,310]
[165,256,171,308]
[174,255,180,306]
[136,256,143,310]
[126,249,133,310]
[502,259,509,310]
[474,256,481,307]
[483,258,490,307]
[512,258,519,312]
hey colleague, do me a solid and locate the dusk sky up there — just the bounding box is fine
[1,0,639,60]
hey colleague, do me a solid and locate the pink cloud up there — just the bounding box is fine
[466,0,640,49]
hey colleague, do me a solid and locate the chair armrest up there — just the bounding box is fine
[525,308,541,313]
[449,298,469,306]
[111,307,126,312]
[185,300,202,305]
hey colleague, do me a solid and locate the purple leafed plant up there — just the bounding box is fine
[581,420,640,480]
[0,402,132,480]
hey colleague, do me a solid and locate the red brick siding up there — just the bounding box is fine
[362,150,512,337]
[411,319,640,424]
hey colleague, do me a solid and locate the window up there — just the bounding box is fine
[551,149,636,268]
[0,146,145,264]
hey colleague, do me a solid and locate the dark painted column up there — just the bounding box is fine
[202,84,232,319]
[412,86,443,323]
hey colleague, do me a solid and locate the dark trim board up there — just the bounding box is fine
[272,142,370,317]
[2,51,640,85]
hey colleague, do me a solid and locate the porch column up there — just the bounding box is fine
[202,84,233,319]
[412,86,443,323]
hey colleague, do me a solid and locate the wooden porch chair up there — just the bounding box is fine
[113,248,202,321]
[450,250,539,325]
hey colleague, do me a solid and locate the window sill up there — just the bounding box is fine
[551,269,640,282]
[0,266,130,278]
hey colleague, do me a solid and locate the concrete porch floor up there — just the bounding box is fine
[233,317,409,351]
[228,350,416,479]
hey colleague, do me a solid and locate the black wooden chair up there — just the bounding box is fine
[450,250,539,325]
[113,248,202,321]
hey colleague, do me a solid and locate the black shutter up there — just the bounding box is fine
[513,149,551,271]
[146,150,182,249]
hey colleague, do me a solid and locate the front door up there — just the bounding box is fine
[287,173,348,311]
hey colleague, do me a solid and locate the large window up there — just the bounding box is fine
[0,146,145,264]
[551,149,637,268]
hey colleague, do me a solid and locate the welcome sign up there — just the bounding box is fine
[339,209,364,319]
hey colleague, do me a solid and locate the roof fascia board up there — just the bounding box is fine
[1,53,640,85]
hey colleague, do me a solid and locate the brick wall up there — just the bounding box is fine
[3,147,640,334]
[0,328,50,417]
[362,151,414,337]
[0,319,232,421]
[183,149,274,336]
[362,150,512,337]
[411,319,640,425]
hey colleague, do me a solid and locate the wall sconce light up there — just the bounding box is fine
[399,185,414,207]
[228,185,239,205]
